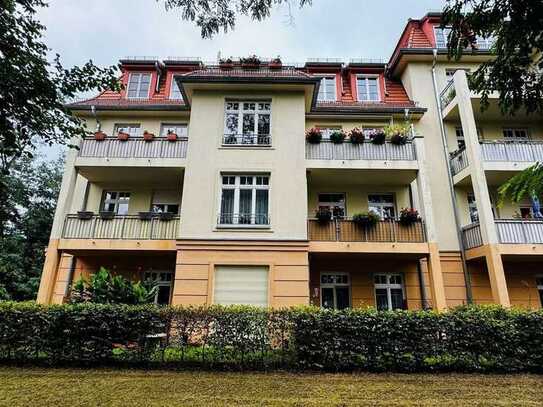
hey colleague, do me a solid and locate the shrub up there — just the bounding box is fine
[349,128,365,144]
[305,128,322,144]
[368,129,386,145]
[329,130,346,144]
[315,208,332,223]
[352,211,380,228]
[399,208,420,226]
[385,123,411,145]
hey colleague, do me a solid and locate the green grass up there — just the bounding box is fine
[0,367,541,406]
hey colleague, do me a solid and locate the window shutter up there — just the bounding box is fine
[214,266,269,307]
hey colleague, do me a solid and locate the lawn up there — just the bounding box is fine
[0,367,541,406]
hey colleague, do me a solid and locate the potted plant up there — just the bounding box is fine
[329,130,346,144]
[219,57,234,70]
[269,56,282,69]
[117,131,130,141]
[368,129,386,145]
[352,211,380,228]
[385,123,410,145]
[138,211,154,221]
[77,211,94,220]
[143,131,155,142]
[349,128,365,144]
[159,212,174,221]
[99,211,115,220]
[399,208,420,226]
[94,131,107,141]
[166,130,178,142]
[305,128,323,144]
[315,208,332,224]
[241,55,261,69]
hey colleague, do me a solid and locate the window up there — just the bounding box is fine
[102,191,130,215]
[152,204,179,214]
[476,36,495,50]
[224,101,271,145]
[144,271,173,305]
[214,266,269,307]
[357,76,380,102]
[316,127,342,140]
[368,194,395,220]
[219,175,270,226]
[503,128,529,140]
[160,123,188,138]
[537,277,543,306]
[316,76,336,101]
[455,127,466,149]
[467,193,479,223]
[114,123,141,137]
[127,73,151,99]
[321,273,350,310]
[374,274,405,311]
[170,77,183,100]
[434,27,452,48]
[318,193,346,219]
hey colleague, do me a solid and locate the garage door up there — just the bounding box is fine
[214,266,269,307]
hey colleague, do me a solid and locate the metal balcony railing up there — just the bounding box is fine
[222,134,271,146]
[308,218,426,243]
[450,148,469,175]
[217,213,270,226]
[480,140,543,162]
[62,214,180,240]
[78,137,188,159]
[306,140,417,161]
[439,80,457,111]
[462,222,483,249]
[462,219,543,249]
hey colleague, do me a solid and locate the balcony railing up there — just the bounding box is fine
[222,134,271,146]
[217,213,270,226]
[480,140,543,162]
[62,214,180,240]
[450,148,469,175]
[439,80,456,111]
[462,219,543,249]
[306,140,417,161]
[308,218,426,243]
[78,137,188,159]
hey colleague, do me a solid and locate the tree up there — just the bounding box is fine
[0,154,63,300]
[498,163,543,210]
[443,0,543,115]
[0,0,119,176]
[161,0,312,38]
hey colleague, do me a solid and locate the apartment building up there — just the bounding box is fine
[37,12,543,310]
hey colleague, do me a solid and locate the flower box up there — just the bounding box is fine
[330,130,346,144]
[269,57,282,69]
[219,58,234,70]
[117,131,130,141]
[166,131,178,142]
[399,208,420,226]
[159,212,174,221]
[369,130,386,145]
[241,55,261,69]
[349,128,365,144]
[138,211,154,221]
[99,211,116,220]
[305,128,323,144]
[77,211,94,220]
[94,131,107,141]
[143,131,155,142]
[352,211,380,228]
[316,208,332,224]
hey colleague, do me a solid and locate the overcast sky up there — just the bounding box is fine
[39,0,445,67]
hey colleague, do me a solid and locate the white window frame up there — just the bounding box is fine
[144,271,173,305]
[503,128,530,140]
[356,75,381,102]
[102,191,131,215]
[223,100,272,145]
[160,123,188,138]
[434,26,452,49]
[318,192,346,219]
[218,174,270,227]
[368,193,396,220]
[320,272,351,310]
[374,273,405,311]
[315,75,337,102]
[169,76,183,100]
[126,72,151,99]
[114,123,141,137]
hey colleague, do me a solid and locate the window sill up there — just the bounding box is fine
[214,225,272,232]
[220,145,274,150]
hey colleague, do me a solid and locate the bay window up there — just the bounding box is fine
[127,73,151,99]
[356,76,380,102]
[219,175,270,226]
[224,101,271,145]
[374,273,405,311]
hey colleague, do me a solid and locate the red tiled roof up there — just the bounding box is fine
[405,22,433,48]
[183,66,314,79]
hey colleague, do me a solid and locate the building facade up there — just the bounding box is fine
[37,12,543,310]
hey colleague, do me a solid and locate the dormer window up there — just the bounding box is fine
[356,75,380,102]
[316,76,336,102]
[127,73,151,99]
[170,77,183,100]
[434,27,451,49]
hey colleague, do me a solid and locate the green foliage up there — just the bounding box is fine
[443,0,543,115]
[305,128,322,144]
[497,162,543,207]
[161,0,313,38]
[329,130,346,144]
[0,303,542,372]
[70,267,157,305]
[352,211,380,228]
[384,123,410,138]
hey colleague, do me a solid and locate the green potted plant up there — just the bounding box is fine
[117,130,130,141]
[368,129,386,145]
[315,208,332,224]
[269,56,282,69]
[305,128,323,144]
[219,57,234,69]
[349,128,365,144]
[385,123,411,145]
[399,208,420,226]
[352,211,380,228]
[329,130,346,144]
[94,131,107,141]
[166,129,178,141]
[241,55,261,69]
[143,130,155,142]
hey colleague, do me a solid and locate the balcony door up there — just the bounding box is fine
[320,272,350,310]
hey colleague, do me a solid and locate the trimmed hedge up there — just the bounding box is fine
[1,302,542,372]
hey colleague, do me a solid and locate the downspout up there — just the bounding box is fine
[430,49,473,304]
[91,105,101,131]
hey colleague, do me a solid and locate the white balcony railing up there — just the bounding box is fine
[439,80,456,111]
[62,214,180,240]
[450,148,469,175]
[78,137,188,159]
[462,219,543,249]
[306,140,417,161]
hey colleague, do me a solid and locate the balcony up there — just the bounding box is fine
[308,218,426,243]
[62,214,180,240]
[78,136,188,159]
[462,219,543,249]
[440,80,456,111]
[216,213,270,228]
[222,134,271,147]
[306,140,417,161]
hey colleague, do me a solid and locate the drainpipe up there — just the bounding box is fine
[91,105,101,131]
[430,49,473,304]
